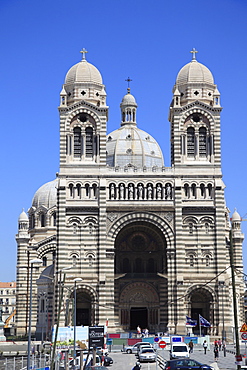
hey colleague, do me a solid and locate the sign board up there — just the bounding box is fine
[240,324,247,332]
[89,326,104,348]
[242,333,247,341]
[159,340,166,348]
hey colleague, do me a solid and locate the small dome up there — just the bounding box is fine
[65,59,103,85]
[106,126,164,168]
[32,179,58,209]
[232,209,241,222]
[176,59,214,85]
[18,210,28,222]
[38,264,54,283]
[121,91,137,107]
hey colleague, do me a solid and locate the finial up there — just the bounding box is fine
[125,77,132,93]
[190,48,198,61]
[80,48,88,60]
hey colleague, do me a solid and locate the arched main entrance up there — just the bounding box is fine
[114,220,167,332]
[188,287,214,335]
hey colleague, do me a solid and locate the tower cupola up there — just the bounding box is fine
[60,49,107,107]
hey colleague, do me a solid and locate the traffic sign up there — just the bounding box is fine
[240,323,247,332]
[159,340,166,348]
[242,332,247,341]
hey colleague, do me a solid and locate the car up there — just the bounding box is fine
[170,343,189,359]
[124,341,152,354]
[137,343,153,354]
[165,359,213,370]
[103,355,113,366]
[138,348,156,362]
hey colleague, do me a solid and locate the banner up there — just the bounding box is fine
[186,316,197,326]
[199,314,211,327]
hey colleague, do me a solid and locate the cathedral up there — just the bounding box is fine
[15,49,245,340]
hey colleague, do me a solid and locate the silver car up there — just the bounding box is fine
[138,348,156,362]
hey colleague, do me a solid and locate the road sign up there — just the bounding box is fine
[242,333,247,340]
[240,323,247,332]
[159,340,166,348]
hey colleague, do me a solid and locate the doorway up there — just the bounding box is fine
[130,307,147,331]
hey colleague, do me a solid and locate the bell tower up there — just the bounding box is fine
[169,49,222,170]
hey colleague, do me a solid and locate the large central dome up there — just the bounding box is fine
[106,125,164,168]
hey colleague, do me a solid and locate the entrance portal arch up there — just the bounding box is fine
[113,218,169,331]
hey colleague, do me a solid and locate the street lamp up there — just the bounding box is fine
[50,266,73,370]
[73,278,82,370]
[27,258,42,370]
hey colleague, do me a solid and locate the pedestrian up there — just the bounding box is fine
[137,325,141,337]
[218,338,222,350]
[188,340,194,354]
[203,340,208,354]
[214,345,219,362]
[132,361,141,370]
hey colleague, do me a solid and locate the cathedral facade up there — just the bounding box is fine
[15,50,244,340]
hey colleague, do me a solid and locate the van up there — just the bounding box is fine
[170,342,189,359]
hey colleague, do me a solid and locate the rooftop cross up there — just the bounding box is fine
[190,48,198,60]
[80,48,88,60]
[125,77,132,93]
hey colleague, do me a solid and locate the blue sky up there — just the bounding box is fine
[0,0,247,281]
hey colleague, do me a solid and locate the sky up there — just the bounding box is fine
[0,0,247,281]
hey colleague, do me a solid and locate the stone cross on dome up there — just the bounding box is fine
[125,77,132,93]
[190,48,198,60]
[80,48,88,60]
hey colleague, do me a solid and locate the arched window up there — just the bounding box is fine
[191,183,196,198]
[40,213,45,227]
[72,255,77,267]
[42,257,47,266]
[205,255,210,266]
[208,184,213,198]
[187,127,195,157]
[30,214,35,229]
[199,127,207,157]
[85,183,90,197]
[200,184,205,198]
[76,184,81,198]
[74,127,82,158]
[85,127,93,158]
[189,223,193,234]
[69,184,74,198]
[52,212,56,226]
[184,184,189,198]
[92,184,97,198]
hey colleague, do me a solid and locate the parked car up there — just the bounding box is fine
[103,355,113,366]
[137,343,153,354]
[124,341,152,354]
[138,348,156,362]
[165,359,213,370]
[170,342,189,359]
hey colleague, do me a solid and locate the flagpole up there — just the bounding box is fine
[199,315,201,337]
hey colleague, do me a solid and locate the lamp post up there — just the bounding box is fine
[50,266,72,370]
[73,278,82,370]
[27,258,42,370]
[219,281,226,357]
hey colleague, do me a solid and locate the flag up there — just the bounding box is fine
[199,314,211,327]
[186,316,197,326]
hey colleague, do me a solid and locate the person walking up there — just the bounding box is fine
[188,340,194,354]
[203,340,208,354]
[214,345,219,362]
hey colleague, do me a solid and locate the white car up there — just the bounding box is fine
[124,342,152,354]
[138,348,156,362]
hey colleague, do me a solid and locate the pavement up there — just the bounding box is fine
[154,345,244,370]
